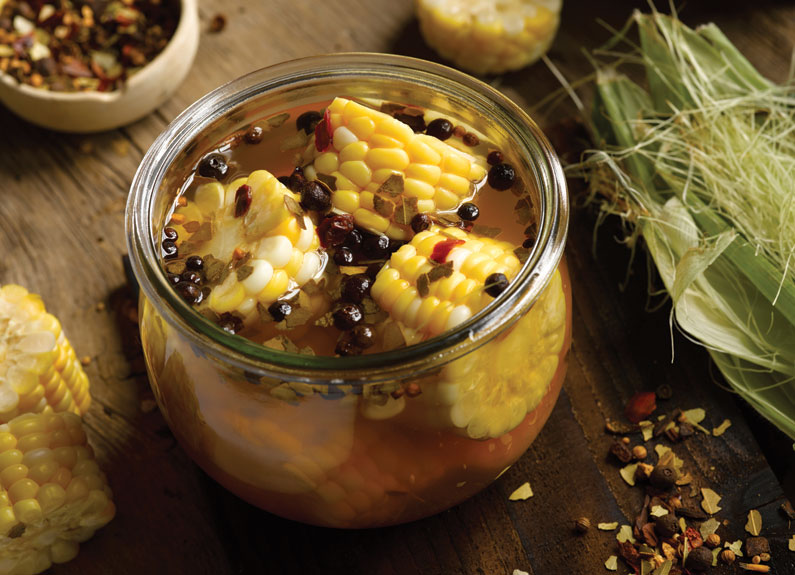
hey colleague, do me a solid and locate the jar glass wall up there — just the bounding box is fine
[126,54,570,528]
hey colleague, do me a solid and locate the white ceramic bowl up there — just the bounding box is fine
[0,0,199,133]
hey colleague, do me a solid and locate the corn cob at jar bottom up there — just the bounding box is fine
[371,226,567,438]
[415,0,562,75]
[302,97,487,240]
[169,170,325,320]
[0,285,91,425]
[0,411,115,575]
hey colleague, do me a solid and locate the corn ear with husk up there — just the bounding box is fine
[573,10,795,438]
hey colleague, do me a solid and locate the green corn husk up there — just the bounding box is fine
[575,9,795,438]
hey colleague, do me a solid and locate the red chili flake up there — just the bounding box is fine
[430,239,465,263]
[625,391,657,423]
[684,527,703,549]
[315,108,333,152]
[234,185,252,218]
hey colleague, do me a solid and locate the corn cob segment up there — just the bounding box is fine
[303,98,488,239]
[371,226,521,339]
[171,171,325,317]
[0,286,91,425]
[415,0,562,75]
[371,227,566,439]
[0,411,115,575]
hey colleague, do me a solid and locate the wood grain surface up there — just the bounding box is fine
[1,1,794,574]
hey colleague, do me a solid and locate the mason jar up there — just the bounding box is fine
[126,53,570,528]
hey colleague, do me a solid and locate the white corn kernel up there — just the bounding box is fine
[242,259,274,295]
[333,126,359,151]
[256,236,293,268]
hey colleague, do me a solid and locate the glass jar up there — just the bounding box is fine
[126,54,570,528]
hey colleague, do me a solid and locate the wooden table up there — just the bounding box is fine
[1,1,794,573]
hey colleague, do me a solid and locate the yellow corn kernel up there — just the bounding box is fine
[347,116,376,140]
[208,278,246,314]
[27,460,58,484]
[332,189,360,213]
[428,301,455,335]
[380,279,411,310]
[65,477,89,503]
[37,482,66,513]
[442,152,472,177]
[269,216,302,244]
[417,199,436,213]
[385,224,411,241]
[1,464,29,488]
[328,97,347,114]
[314,152,339,174]
[401,256,432,284]
[339,141,369,162]
[371,168,402,184]
[391,287,420,321]
[469,163,487,182]
[51,540,79,564]
[72,459,100,477]
[438,173,472,196]
[368,134,405,149]
[473,261,502,283]
[359,191,375,211]
[258,270,290,304]
[51,467,71,489]
[0,432,17,452]
[433,187,461,211]
[284,249,305,278]
[366,147,411,171]
[461,252,492,276]
[8,478,39,503]
[406,138,442,165]
[375,118,414,143]
[405,163,442,185]
[390,245,417,269]
[370,268,400,301]
[404,178,436,200]
[17,432,51,452]
[330,171,357,192]
[339,160,372,188]
[194,181,225,214]
[417,233,444,257]
[13,498,42,524]
[353,209,390,233]
[416,296,441,328]
[0,448,23,469]
[433,272,466,301]
[0,506,16,535]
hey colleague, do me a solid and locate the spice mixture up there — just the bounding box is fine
[0,0,180,92]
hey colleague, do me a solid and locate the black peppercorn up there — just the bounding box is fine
[268,301,292,322]
[685,546,713,572]
[362,235,390,260]
[649,463,677,490]
[185,255,204,271]
[175,281,202,305]
[180,271,202,285]
[162,240,178,260]
[244,125,264,145]
[653,513,679,539]
[487,150,504,165]
[484,272,509,297]
[334,247,355,266]
[488,163,516,191]
[296,110,323,134]
[198,153,228,180]
[163,227,178,241]
[457,202,480,221]
[332,303,363,331]
[167,272,181,285]
[335,338,361,356]
[462,132,479,147]
[394,111,427,133]
[351,325,375,349]
[217,312,244,334]
[410,213,432,233]
[341,274,372,303]
[299,181,332,212]
[288,166,306,193]
[426,118,453,140]
[343,229,363,250]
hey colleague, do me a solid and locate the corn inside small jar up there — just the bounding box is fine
[126,54,570,528]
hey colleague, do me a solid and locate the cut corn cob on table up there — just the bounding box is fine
[170,170,325,318]
[302,97,487,239]
[372,226,567,438]
[415,0,562,75]
[0,411,115,575]
[0,285,90,425]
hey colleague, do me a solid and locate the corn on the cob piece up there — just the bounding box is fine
[0,286,91,425]
[0,411,115,575]
[371,226,521,338]
[372,226,567,439]
[415,0,562,75]
[171,170,325,317]
[303,97,487,239]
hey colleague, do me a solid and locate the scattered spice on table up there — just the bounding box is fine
[208,12,225,33]
[0,0,180,92]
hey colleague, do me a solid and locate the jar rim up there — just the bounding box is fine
[125,53,568,383]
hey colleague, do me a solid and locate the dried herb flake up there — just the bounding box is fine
[508,482,533,501]
[701,488,722,515]
[745,509,762,536]
[377,174,404,197]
